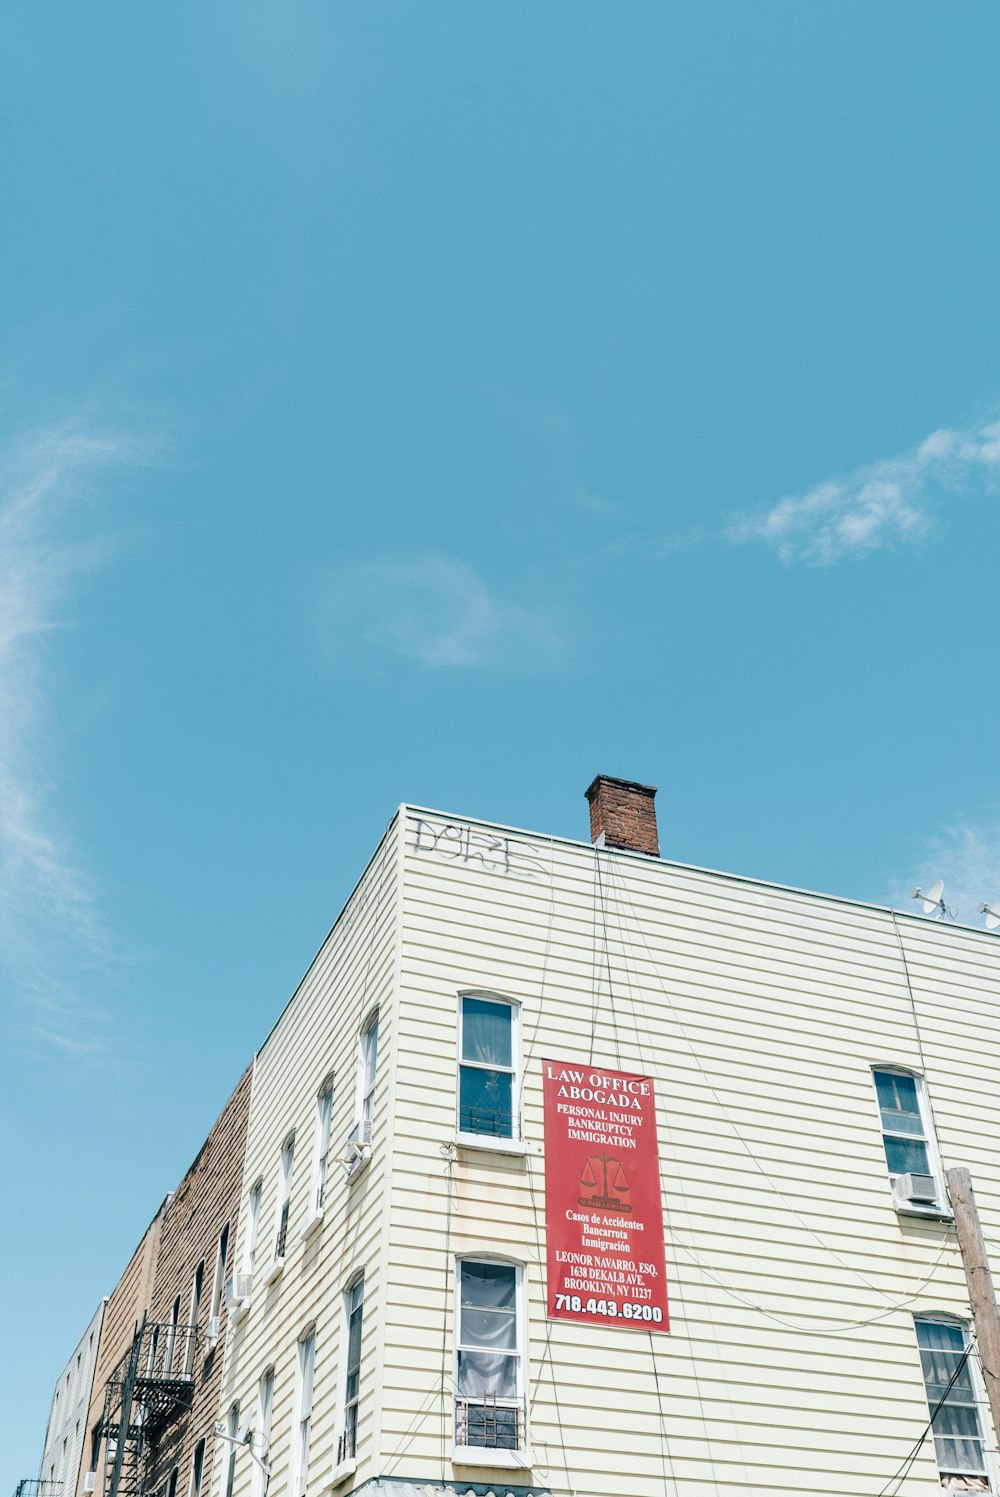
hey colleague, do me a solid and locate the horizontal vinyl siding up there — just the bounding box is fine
[380,809,1000,1497]
[214,817,399,1497]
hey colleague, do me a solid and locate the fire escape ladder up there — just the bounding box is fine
[100,1316,199,1497]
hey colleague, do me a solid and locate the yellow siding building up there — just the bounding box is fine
[210,780,1000,1497]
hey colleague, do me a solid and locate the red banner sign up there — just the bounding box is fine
[543,1058,669,1331]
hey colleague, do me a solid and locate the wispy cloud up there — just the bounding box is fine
[0,420,143,1053]
[730,415,1000,564]
[892,813,1000,928]
[320,553,563,670]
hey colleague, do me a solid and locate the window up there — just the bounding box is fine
[358,1013,378,1136]
[184,1262,205,1374]
[166,1469,178,1497]
[245,1182,262,1276]
[339,1279,364,1465]
[210,1223,231,1324]
[872,1068,943,1209]
[274,1137,295,1260]
[915,1318,992,1491]
[455,1259,525,1451]
[291,1330,316,1497]
[313,1079,335,1212]
[253,1370,274,1497]
[458,996,518,1140]
[189,1441,205,1497]
[164,1296,181,1373]
[224,1404,239,1497]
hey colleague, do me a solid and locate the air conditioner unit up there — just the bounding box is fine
[82,1473,96,1493]
[339,1119,373,1174]
[898,1172,938,1205]
[205,1316,221,1344]
[225,1274,253,1309]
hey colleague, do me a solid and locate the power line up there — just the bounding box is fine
[610,867,928,1308]
[875,1343,972,1497]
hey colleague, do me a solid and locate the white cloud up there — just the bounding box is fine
[321,553,563,670]
[731,415,1000,564]
[0,420,142,1052]
[893,814,1000,928]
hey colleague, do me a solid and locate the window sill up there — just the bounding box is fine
[261,1258,285,1287]
[455,1134,527,1157]
[344,1149,371,1183]
[228,1300,250,1325]
[896,1202,954,1223]
[299,1208,324,1240]
[327,1458,355,1488]
[452,1446,532,1470]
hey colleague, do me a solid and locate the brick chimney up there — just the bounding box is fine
[585,775,659,857]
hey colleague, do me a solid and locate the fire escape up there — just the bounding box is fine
[100,1316,199,1497]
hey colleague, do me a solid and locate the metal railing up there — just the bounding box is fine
[458,1104,516,1138]
[274,1203,289,1260]
[15,1482,64,1497]
[336,1406,358,1467]
[454,1396,525,1451]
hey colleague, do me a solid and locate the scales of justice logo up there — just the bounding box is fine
[577,1151,633,1214]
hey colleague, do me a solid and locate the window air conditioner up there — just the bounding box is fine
[339,1119,373,1174]
[225,1274,253,1310]
[82,1473,96,1493]
[205,1316,221,1344]
[898,1172,938,1205]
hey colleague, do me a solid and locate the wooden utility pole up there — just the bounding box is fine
[947,1168,1000,1448]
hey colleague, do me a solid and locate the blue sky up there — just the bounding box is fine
[2,1,999,1485]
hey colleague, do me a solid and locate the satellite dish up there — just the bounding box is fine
[912,880,946,917]
[979,901,1000,932]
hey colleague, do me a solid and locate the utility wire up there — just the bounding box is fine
[875,1344,972,1497]
[667,1219,953,1335]
[602,857,959,1331]
[611,869,925,1308]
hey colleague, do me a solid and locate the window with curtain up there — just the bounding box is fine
[458,996,517,1140]
[292,1331,316,1497]
[245,1182,262,1276]
[339,1279,364,1464]
[455,1259,524,1450]
[184,1263,204,1375]
[252,1370,274,1497]
[359,1014,378,1133]
[210,1223,230,1322]
[275,1137,295,1259]
[314,1079,334,1211]
[914,1319,990,1490]
[224,1405,239,1497]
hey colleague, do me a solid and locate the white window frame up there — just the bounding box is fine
[164,1296,181,1373]
[274,1135,295,1260]
[307,1076,335,1226]
[291,1328,316,1497]
[913,1314,999,1492]
[223,1404,239,1497]
[871,1065,948,1216]
[189,1440,206,1497]
[184,1263,204,1375]
[209,1222,231,1327]
[357,1010,379,1134]
[252,1368,274,1497]
[244,1181,263,1277]
[452,1255,529,1467]
[334,1274,365,1478]
[456,992,522,1152]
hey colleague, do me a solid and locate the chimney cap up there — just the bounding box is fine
[585,774,657,803]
